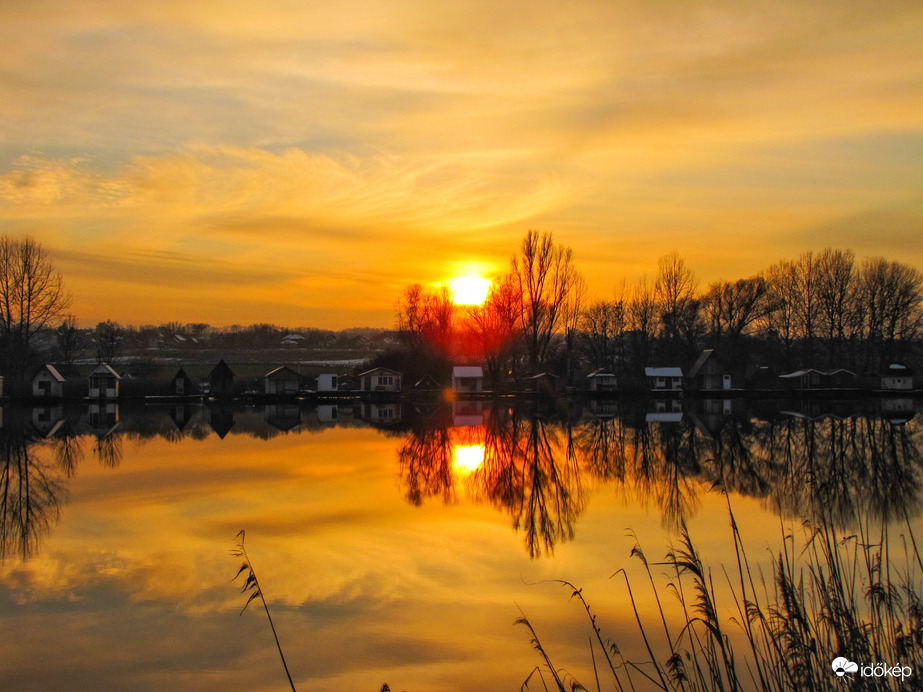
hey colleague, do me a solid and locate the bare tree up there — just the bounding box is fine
[765,260,800,368]
[511,230,580,371]
[580,299,626,373]
[94,320,124,364]
[792,251,821,365]
[654,251,698,360]
[466,273,521,385]
[55,314,84,373]
[627,277,657,367]
[816,248,857,365]
[0,236,70,379]
[857,258,923,366]
[396,283,456,362]
[703,275,769,356]
[561,275,587,384]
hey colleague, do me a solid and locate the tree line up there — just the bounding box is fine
[394,231,923,386]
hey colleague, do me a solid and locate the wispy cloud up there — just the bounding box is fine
[1,1,921,324]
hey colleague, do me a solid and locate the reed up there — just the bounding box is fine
[520,497,923,691]
[232,530,298,692]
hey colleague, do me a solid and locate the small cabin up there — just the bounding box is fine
[209,360,235,396]
[687,350,733,391]
[645,367,683,391]
[32,364,65,398]
[452,366,484,393]
[317,373,339,393]
[264,366,301,395]
[880,364,914,391]
[779,368,858,390]
[517,372,560,395]
[358,367,402,393]
[586,369,617,392]
[88,364,120,399]
[170,367,194,396]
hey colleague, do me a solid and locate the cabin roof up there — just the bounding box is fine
[357,367,402,377]
[88,364,121,379]
[34,364,65,382]
[586,368,615,378]
[645,367,683,377]
[265,366,300,379]
[453,366,483,378]
[687,349,716,378]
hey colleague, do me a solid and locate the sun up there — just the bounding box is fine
[449,276,491,305]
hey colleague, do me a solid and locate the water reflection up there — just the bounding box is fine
[0,399,920,562]
[0,405,123,559]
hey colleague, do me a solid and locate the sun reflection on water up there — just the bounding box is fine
[453,444,485,475]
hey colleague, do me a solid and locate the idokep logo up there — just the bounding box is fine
[832,657,858,677]
[832,657,913,682]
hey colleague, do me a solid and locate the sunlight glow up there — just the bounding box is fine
[449,277,491,305]
[453,444,485,475]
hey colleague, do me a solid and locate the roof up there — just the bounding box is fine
[453,366,483,378]
[586,369,615,378]
[210,359,235,377]
[886,363,914,374]
[358,367,402,377]
[779,368,857,379]
[687,349,715,378]
[265,366,300,379]
[172,366,192,381]
[89,364,121,379]
[645,367,683,377]
[34,364,65,382]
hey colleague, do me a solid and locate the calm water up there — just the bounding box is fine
[1,398,920,691]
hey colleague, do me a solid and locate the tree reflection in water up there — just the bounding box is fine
[0,406,125,559]
[397,400,923,555]
[2,399,920,563]
[398,403,588,557]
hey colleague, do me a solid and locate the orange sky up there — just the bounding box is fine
[1,1,921,328]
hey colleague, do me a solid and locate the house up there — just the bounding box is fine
[687,350,733,391]
[317,373,339,393]
[453,399,487,426]
[170,367,194,396]
[517,372,560,394]
[207,405,235,438]
[645,367,683,391]
[879,364,914,391]
[88,364,120,398]
[281,334,305,348]
[264,403,301,432]
[361,402,403,424]
[359,367,402,393]
[317,405,339,423]
[452,366,484,393]
[778,368,859,390]
[32,405,64,437]
[87,401,119,435]
[264,366,301,395]
[209,360,235,396]
[586,369,617,392]
[32,364,65,398]
[169,404,194,432]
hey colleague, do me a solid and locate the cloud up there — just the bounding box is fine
[0,1,921,324]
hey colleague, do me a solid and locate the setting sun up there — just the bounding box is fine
[449,277,491,306]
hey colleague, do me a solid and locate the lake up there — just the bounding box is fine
[1,397,921,691]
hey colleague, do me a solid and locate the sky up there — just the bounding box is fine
[1,0,921,329]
